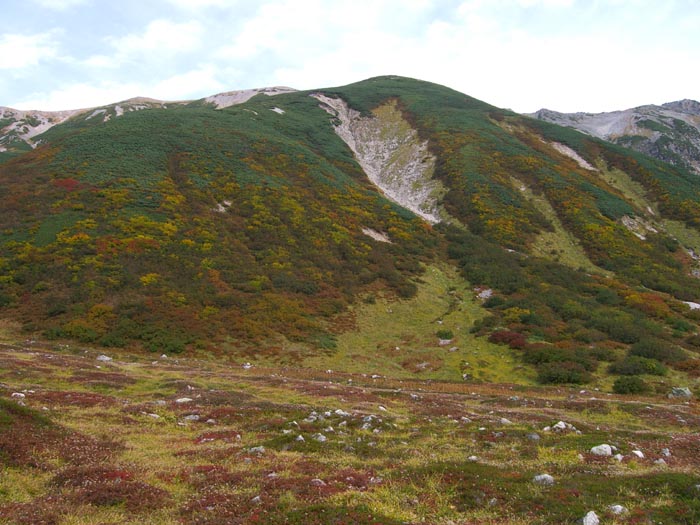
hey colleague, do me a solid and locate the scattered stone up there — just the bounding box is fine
[499,418,512,425]
[334,409,350,417]
[613,454,624,462]
[631,450,645,459]
[378,405,387,412]
[251,495,262,504]
[147,413,160,419]
[175,397,193,404]
[654,458,667,466]
[295,435,305,442]
[533,474,555,486]
[310,478,326,486]
[370,476,383,484]
[590,444,613,456]
[468,455,479,462]
[249,446,265,455]
[206,419,216,424]
[526,433,541,441]
[242,362,253,370]
[581,510,599,525]
[313,433,327,443]
[668,387,693,399]
[11,392,25,399]
[96,354,112,362]
[460,416,472,424]
[661,448,671,457]
[609,504,628,515]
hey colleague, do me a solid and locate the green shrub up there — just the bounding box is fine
[537,361,591,384]
[630,339,685,364]
[609,355,667,376]
[613,376,651,394]
[436,329,454,340]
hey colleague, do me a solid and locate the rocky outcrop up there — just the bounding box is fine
[530,100,700,175]
[312,94,444,223]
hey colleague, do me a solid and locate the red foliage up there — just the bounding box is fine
[488,330,527,349]
[52,178,80,191]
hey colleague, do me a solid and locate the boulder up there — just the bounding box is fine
[590,444,613,456]
[609,504,628,515]
[668,387,693,399]
[533,474,555,486]
[581,511,599,525]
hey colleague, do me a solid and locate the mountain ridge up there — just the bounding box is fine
[530,99,700,174]
[2,75,700,392]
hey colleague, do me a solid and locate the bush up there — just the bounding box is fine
[436,329,454,340]
[488,330,527,349]
[609,355,667,376]
[537,361,591,384]
[613,376,650,394]
[629,339,685,364]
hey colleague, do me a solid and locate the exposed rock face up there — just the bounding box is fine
[312,93,444,223]
[204,86,296,109]
[530,100,700,175]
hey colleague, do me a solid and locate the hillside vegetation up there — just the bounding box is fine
[1,76,700,392]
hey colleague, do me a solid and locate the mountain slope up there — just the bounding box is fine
[2,76,700,390]
[530,100,700,175]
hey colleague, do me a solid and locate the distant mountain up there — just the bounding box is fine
[2,76,700,388]
[530,100,700,175]
[0,87,295,161]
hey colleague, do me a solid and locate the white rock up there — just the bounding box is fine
[310,478,326,486]
[242,362,253,370]
[581,510,599,525]
[533,474,555,486]
[631,450,645,459]
[96,354,112,362]
[654,458,667,466]
[334,409,350,417]
[553,421,568,431]
[613,454,624,462]
[661,448,671,457]
[147,413,160,419]
[184,414,200,421]
[249,446,265,455]
[500,418,512,425]
[11,392,25,399]
[378,405,387,412]
[251,495,262,504]
[175,397,193,404]
[609,504,628,515]
[295,434,305,442]
[468,455,479,462]
[590,444,613,456]
[313,433,327,442]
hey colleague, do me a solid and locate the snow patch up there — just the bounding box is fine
[86,109,107,120]
[362,228,392,243]
[550,142,597,171]
[115,105,124,117]
[312,94,443,224]
[270,107,285,114]
[683,301,700,310]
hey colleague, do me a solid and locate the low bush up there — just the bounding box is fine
[609,355,667,376]
[613,375,651,394]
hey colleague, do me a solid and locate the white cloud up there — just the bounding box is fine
[165,0,234,8]
[110,19,203,55]
[0,32,57,70]
[14,81,144,111]
[33,0,88,9]
[150,65,225,100]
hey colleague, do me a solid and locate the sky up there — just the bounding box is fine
[2,0,699,113]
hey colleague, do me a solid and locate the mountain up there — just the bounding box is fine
[2,76,700,390]
[530,100,700,175]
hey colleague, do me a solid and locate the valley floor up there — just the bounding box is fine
[1,340,699,524]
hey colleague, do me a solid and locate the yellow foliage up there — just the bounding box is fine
[140,273,161,286]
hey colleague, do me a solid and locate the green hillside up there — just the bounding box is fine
[2,76,700,390]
